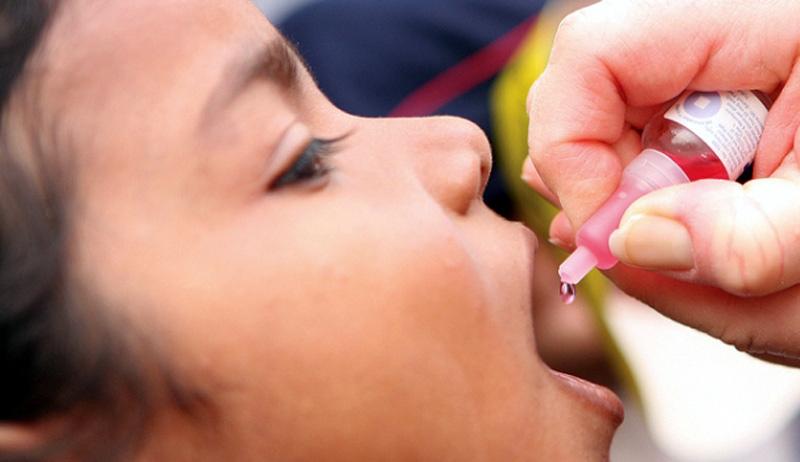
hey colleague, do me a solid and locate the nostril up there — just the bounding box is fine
[468,129,492,195]
[443,117,493,194]
[478,149,492,196]
[448,150,485,214]
[471,131,492,198]
[467,150,486,197]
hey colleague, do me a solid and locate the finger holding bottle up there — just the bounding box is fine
[609,152,800,296]
[527,0,800,230]
[551,165,800,367]
[599,125,800,366]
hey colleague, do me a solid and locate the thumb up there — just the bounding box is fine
[608,156,800,297]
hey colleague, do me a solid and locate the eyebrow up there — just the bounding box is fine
[201,37,300,127]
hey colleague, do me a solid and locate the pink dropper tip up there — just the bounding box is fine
[558,246,599,285]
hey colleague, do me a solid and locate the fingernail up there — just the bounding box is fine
[609,215,694,271]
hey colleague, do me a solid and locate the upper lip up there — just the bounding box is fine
[516,223,539,307]
[515,223,539,266]
[518,222,540,252]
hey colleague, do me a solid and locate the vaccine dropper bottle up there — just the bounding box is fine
[558,90,771,302]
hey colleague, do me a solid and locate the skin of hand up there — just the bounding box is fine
[524,0,800,367]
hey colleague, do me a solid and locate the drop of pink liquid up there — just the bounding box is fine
[560,282,576,305]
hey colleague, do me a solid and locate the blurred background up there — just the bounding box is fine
[257,0,312,20]
[258,1,800,461]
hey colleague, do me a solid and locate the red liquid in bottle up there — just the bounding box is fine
[643,91,772,181]
[642,116,729,181]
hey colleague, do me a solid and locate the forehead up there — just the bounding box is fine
[45,0,272,76]
[33,0,277,153]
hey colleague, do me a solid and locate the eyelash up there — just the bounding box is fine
[271,136,345,190]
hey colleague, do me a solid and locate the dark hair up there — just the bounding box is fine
[0,2,211,461]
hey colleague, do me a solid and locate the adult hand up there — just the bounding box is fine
[525,0,800,366]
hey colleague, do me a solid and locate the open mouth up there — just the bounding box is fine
[513,222,624,428]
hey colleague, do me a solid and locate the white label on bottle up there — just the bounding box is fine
[664,90,768,179]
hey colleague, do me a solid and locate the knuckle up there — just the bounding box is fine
[554,2,612,50]
[713,244,782,297]
[714,258,780,298]
[702,193,784,297]
[526,121,552,165]
[554,9,593,45]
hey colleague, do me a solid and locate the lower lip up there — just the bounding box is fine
[549,369,625,427]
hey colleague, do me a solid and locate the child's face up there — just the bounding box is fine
[31,0,621,459]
